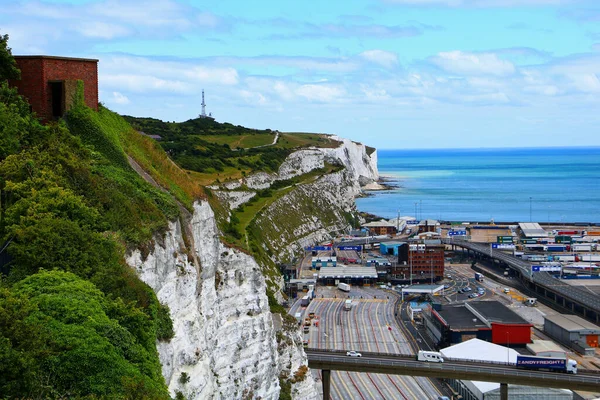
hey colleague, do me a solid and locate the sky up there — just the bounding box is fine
[2,0,600,149]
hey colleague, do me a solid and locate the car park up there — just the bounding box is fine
[346,351,362,357]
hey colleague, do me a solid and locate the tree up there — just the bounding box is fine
[0,270,170,399]
[0,33,20,81]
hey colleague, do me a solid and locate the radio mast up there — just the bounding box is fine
[200,89,207,118]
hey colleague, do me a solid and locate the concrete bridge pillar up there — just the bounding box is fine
[500,383,508,400]
[322,369,331,400]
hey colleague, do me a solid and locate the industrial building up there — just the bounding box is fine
[317,266,378,286]
[361,220,397,235]
[418,219,440,234]
[440,339,572,400]
[519,222,549,238]
[9,55,99,121]
[311,256,337,269]
[526,340,567,359]
[392,243,445,282]
[379,241,406,257]
[423,301,532,347]
[544,314,600,355]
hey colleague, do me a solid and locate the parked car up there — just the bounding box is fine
[346,350,362,357]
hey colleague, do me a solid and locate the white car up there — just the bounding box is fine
[346,351,362,357]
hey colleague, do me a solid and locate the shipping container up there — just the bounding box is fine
[558,231,579,235]
[522,239,538,244]
[300,296,309,307]
[497,236,514,243]
[572,244,593,252]
[555,235,572,243]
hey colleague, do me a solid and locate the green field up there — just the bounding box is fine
[276,133,341,149]
[201,133,276,148]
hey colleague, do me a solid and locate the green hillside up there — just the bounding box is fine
[123,115,341,186]
[0,37,195,398]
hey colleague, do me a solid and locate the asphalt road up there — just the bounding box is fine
[303,286,446,399]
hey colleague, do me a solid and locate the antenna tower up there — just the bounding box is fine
[200,89,207,118]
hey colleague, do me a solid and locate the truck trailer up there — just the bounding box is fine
[516,355,577,374]
[338,282,351,292]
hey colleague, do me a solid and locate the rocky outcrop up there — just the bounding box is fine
[127,202,313,399]
[212,190,256,210]
[126,137,377,399]
[249,138,379,263]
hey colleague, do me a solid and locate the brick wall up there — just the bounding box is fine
[43,58,98,112]
[9,56,98,122]
[8,57,46,117]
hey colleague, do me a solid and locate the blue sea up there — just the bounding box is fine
[355,147,600,223]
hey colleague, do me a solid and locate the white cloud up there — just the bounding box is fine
[359,50,399,68]
[296,84,346,102]
[111,92,131,105]
[3,0,227,49]
[430,51,516,76]
[383,0,580,7]
[74,21,133,39]
[184,66,239,85]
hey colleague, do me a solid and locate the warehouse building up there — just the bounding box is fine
[423,301,532,347]
[544,314,600,355]
[440,339,572,400]
[361,220,397,235]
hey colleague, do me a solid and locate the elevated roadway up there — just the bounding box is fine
[307,349,600,399]
[444,239,600,324]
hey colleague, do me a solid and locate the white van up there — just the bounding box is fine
[417,350,444,363]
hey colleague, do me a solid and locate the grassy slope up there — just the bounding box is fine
[0,84,198,397]
[201,133,276,148]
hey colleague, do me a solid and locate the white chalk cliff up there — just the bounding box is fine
[126,137,378,399]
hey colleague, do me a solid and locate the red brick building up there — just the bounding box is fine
[9,56,98,121]
[393,243,445,281]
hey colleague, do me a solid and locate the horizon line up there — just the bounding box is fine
[374,145,600,151]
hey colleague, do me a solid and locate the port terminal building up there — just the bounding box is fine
[317,266,378,286]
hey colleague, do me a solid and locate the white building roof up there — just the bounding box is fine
[401,284,444,295]
[526,340,565,355]
[441,339,518,394]
[362,219,396,228]
[318,266,378,279]
[519,222,549,238]
[418,219,440,226]
[545,313,600,332]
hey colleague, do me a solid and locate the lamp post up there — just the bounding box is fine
[529,197,532,222]
[506,332,510,364]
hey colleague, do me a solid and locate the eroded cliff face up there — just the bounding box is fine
[250,138,379,263]
[126,137,377,399]
[127,202,317,399]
